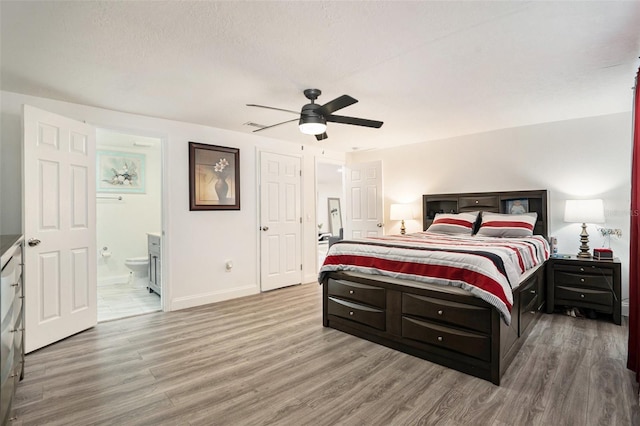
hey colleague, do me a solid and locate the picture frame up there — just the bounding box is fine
[189,142,240,211]
[506,198,529,215]
[97,150,146,193]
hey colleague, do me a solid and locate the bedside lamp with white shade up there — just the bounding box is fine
[390,204,413,235]
[564,199,605,258]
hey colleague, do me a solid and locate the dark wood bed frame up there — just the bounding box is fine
[321,190,548,385]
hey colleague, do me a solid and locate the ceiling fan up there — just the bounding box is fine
[247,88,383,141]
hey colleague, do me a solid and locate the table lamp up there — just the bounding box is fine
[390,204,412,235]
[564,199,605,258]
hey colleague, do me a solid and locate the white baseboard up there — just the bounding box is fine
[622,300,629,317]
[98,274,130,286]
[169,284,260,311]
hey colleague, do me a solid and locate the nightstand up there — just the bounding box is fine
[546,256,621,325]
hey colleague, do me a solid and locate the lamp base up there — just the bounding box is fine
[400,220,406,235]
[577,222,592,258]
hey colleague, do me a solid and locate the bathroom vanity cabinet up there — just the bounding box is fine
[1,235,24,425]
[148,234,161,296]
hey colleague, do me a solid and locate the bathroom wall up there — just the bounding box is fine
[96,129,162,285]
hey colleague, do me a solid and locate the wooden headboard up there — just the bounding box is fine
[422,189,549,240]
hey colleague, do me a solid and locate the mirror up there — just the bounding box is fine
[327,198,342,235]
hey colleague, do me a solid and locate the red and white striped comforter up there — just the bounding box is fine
[319,232,550,325]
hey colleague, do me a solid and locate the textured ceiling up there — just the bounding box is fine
[2,1,639,152]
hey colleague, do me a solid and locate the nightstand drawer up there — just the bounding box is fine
[555,285,612,307]
[402,316,490,361]
[327,297,385,330]
[554,268,613,290]
[327,279,385,309]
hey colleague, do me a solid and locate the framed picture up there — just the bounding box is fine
[189,142,240,210]
[97,151,145,193]
[506,199,529,215]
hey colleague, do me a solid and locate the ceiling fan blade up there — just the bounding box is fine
[326,114,383,128]
[252,118,298,132]
[315,132,328,141]
[319,95,357,115]
[246,104,299,115]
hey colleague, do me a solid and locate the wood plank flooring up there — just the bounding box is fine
[11,282,640,425]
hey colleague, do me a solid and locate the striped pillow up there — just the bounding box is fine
[476,212,537,237]
[427,212,478,235]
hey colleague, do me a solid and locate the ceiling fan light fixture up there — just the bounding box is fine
[299,115,327,135]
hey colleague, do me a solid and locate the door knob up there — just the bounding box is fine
[261,226,269,231]
[376,223,383,227]
[28,238,41,247]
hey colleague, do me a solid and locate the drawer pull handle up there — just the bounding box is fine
[580,278,585,282]
[580,267,585,272]
[580,294,585,298]
[530,290,536,294]
[475,200,479,204]
[349,311,354,316]
[349,290,354,294]
[11,283,19,287]
[437,310,443,315]
[437,336,443,342]
[530,311,536,315]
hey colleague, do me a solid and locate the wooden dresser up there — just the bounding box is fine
[546,256,621,325]
[1,235,24,425]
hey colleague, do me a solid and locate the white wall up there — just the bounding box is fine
[349,112,633,310]
[1,90,345,311]
[96,136,162,284]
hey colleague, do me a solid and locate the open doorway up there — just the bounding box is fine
[316,159,345,270]
[95,129,162,321]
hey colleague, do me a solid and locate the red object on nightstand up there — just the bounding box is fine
[593,248,614,260]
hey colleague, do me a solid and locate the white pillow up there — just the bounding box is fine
[476,212,537,237]
[427,212,478,235]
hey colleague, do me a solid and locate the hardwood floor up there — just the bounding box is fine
[12,283,639,425]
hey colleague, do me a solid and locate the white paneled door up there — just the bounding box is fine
[259,152,302,291]
[23,105,97,353]
[346,160,384,238]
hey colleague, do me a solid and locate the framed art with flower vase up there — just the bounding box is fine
[97,150,146,193]
[189,142,240,210]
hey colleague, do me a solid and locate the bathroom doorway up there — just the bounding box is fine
[95,129,163,322]
[316,159,345,270]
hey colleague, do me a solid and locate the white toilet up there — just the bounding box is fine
[124,256,149,288]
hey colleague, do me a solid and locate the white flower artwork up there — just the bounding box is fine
[97,151,146,193]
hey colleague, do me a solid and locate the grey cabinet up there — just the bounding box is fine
[1,236,24,425]
[148,234,161,296]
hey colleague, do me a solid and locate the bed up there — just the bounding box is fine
[319,189,549,385]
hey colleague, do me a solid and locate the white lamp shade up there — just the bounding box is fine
[390,204,412,221]
[299,122,326,135]
[564,199,605,223]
